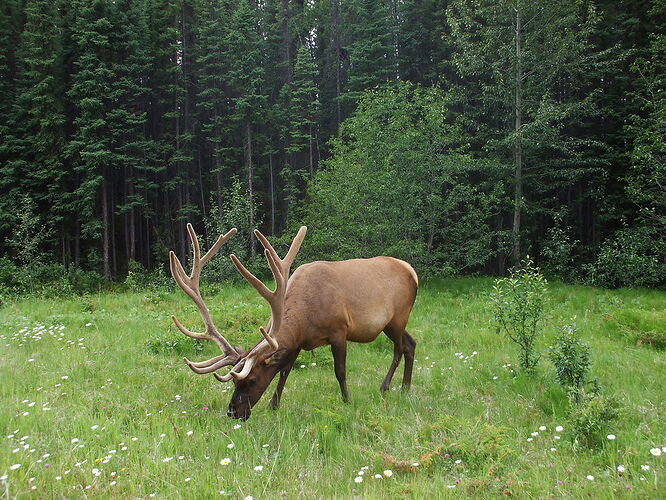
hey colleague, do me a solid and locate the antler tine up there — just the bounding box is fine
[226,227,307,381]
[169,225,239,374]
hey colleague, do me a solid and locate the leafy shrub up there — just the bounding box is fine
[301,82,504,276]
[568,390,620,448]
[491,257,547,372]
[541,213,579,281]
[587,225,666,289]
[549,323,591,396]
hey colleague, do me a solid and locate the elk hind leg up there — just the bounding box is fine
[330,339,350,402]
[401,331,416,391]
[380,327,404,394]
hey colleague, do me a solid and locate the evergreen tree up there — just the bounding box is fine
[67,0,115,277]
[224,0,269,256]
[278,44,320,223]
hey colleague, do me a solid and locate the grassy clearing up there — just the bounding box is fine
[1,278,665,498]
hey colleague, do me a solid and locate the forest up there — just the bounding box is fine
[0,0,664,290]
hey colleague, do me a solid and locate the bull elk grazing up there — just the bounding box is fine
[169,224,418,420]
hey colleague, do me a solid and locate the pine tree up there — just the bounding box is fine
[278,44,320,222]
[67,0,115,278]
[224,0,269,256]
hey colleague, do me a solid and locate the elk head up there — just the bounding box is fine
[217,226,307,420]
[169,224,306,420]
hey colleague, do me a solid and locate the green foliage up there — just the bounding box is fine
[303,82,504,275]
[568,390,621,449]
[549,323,591,396]
[541,212,580,282]
[491,258,547,372]
[587,226,666,289]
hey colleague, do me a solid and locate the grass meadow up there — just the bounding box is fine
[1,278,665,498]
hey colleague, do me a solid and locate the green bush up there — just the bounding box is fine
[568,390,620,449]
[587,225,666,289]
[549,323,591,396]
[491,257,548,372]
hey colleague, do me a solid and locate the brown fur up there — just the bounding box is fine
[227,257,418,420]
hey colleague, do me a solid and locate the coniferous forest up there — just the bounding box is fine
[0,0,664,289]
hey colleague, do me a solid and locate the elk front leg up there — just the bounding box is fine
[330,340,350,402]
[269,350,299,410]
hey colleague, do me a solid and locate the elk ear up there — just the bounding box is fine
[263,348,289,367]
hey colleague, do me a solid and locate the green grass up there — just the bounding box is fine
[1,278,665,498]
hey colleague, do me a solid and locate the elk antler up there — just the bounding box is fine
[217,226,307,382]
[169,223,241,375]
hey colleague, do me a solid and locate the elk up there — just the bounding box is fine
[169,224,418,420]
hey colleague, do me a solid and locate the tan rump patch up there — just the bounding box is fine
[395,259,419,287]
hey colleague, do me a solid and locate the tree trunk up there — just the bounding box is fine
[269,152,275,235]
[102,175,111,280]
[246,120,255,258]
[333,0,341,126]
[512,4,523,266]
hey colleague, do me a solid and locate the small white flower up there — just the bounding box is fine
[254,465,263,472]
[607,434,616,440]
[650,447,662,456]
[110,481,117,486]
[354,476,363,483]
[71,438,79,444]
[220,457,231,465]
[121,446,128,451]
[262,444,269,448]
[227,443,234,449]
[641,464,650,470]
[555,426,564,432]
[411,462,420,467]
[357,470,365,476]
[184,477,191,482]
[383,469,393,477]
[361,466,369,470]
[586,475,594,481]
[492,376,498,380]
[244,496,254,500]
[56,476,62,480]
[554,436,561,440]
[617,465,625,473]
[178,456,184,460]
[550,447,556,451]
[131,437,138,441]
[527,438,533,442]
[454,459,462,464]
[61,376,68,380]
[539,426,547,431]
[233,424,241,430]
[300,364,306,368]
[9,464,21,471]
[92,468,101,477]
[0,474,7,480]
[447,485,456,489]
[186,431,193,436]
[162,457,173,463]
[91,425,99,430]
[374,474,382,479]
[160,433,166,438]
[311,362,316,366]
